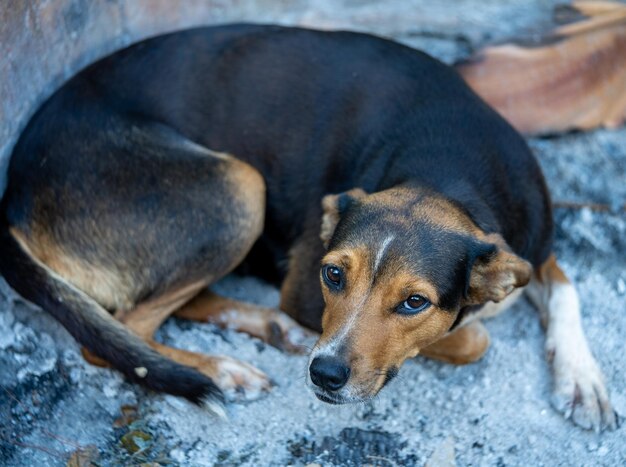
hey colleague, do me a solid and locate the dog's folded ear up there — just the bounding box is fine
[320,188,367,248]
[466,235,532,304]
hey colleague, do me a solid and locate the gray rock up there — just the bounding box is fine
[1,1,625,466]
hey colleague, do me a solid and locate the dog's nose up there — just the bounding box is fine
[309,356,351,391]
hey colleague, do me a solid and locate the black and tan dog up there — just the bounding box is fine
[0,24,616,431]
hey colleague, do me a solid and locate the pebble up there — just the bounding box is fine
[170,448,187,463]
[425,436,455,467]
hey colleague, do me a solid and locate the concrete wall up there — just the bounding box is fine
[0,0,307,194]
[0,0,558,194]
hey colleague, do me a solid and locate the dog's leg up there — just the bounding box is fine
[149,343,271,402]
[85,283,273,402]
[419,321,490,365]
[420,288,524,364]
[8,118,276,404]
[175,290,317,354]
[80,280,208,366]
[526,254,617,431]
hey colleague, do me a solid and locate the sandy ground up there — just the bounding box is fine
[1,1,625,466]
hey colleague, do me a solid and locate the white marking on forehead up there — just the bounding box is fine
[310,292,369,360]
[373,235,395,275]
[310,237,393,363]
[315,309,359,357]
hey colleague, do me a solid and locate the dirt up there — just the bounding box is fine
[1,1,625,466]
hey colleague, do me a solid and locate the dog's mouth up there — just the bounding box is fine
[308,368,394,405]
[312,387,375,405]
[314,391,344,404]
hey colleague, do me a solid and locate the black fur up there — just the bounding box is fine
[0,204,224,406]
[1,24,554,380]
[14,24,551,271]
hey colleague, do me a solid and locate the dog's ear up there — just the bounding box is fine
[466,234,532,304]
[320,188,367,249]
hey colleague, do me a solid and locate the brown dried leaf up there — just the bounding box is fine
[66,445,99,467]
[457,1,626,135]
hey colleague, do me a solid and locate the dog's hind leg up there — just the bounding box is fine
[525,254,617,431]
[175,290,317,354]
[3,113,271,405]
[82,281,273,402]
[124,285,273,402]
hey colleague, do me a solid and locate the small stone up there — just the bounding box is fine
[170,448,186,463]
[103,381,118,398]
[581,207,593,223]
[134,366,148,378]
[425,436,455,467]
[121,430,152,454]
[113,405,138,428]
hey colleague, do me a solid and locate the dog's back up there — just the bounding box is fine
[1,23,551,406]
[11,24,551,270]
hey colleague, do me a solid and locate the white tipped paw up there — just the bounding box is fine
[549,347,618,432]
[212,356,273,402]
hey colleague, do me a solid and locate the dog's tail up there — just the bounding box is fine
[0,206,225,416]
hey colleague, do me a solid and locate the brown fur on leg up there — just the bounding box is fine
[175,290,317,354]
[149,342,272,402]
[420,321,491,365]
[115,287,272,402]
[79,280,274,402]
[80,280,208,367]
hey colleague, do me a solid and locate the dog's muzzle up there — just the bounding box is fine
[309,356,351,393]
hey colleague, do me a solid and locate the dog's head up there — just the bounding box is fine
[307,185,531,404]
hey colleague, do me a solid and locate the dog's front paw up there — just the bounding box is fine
[266,314,318,355]
[209,355,273,402]
[549,347,618,432]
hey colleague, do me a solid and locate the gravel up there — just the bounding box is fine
[1,1,625,466]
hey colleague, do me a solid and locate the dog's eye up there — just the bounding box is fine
[398,295,431,314]
[322,264,343,289]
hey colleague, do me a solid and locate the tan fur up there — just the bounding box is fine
[82,281,274,399]
[80,279,209,366]
[420,321,491,364]
[149,342,272,401]
[312,186,532,400]
[175,290,316,354]
[320,188,366,248]
[467,247,531,304]
[367,187,482,235]
[316,247,455,398]
[12,150,276,401]
[117,280,209,339]
[11,227,137,311]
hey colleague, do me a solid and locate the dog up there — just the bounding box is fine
[0,24,616,431]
